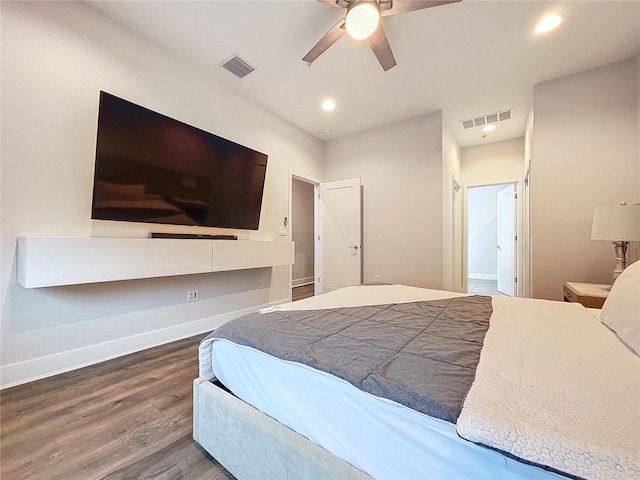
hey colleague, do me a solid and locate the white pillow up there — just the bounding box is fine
[600,260,640,355]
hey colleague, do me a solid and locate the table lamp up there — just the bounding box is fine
[591,202,640,283]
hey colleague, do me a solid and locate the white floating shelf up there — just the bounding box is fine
[17,237,294,288]
[212,240,293,272]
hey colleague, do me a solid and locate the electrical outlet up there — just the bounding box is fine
[374,275,380,282]
[187,289,199,302]
[259,279,265,289]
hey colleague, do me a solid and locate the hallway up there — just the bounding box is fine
[467,279,506,296]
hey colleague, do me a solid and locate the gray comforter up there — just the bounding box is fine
[205,295,492,423]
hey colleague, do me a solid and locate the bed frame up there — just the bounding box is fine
[193,377,373,480]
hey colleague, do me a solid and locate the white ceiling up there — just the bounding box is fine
[86,0,639,148]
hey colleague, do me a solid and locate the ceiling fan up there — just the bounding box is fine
[303,0,461,71]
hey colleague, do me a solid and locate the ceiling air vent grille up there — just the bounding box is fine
[220,55,255,79]
[460,109,513,129]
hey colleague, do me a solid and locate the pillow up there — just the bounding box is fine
[600,260,640,355]
[94,180,145,201]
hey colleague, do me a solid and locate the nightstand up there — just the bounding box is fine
[563,282,610,308]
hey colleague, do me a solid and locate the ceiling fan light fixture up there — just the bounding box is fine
[346,1,380,40]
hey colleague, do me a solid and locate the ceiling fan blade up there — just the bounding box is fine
[379,0,461,17]
[303,18,347,64]
[366,23,396,71]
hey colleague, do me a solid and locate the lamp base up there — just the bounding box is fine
[611,240,628,283]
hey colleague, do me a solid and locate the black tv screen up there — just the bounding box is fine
[91,91,268,230]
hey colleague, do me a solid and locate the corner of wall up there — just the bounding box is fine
[636,54,640,203]
[531,58,638,299]
[441,115,462,291]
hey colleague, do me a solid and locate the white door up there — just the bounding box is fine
[497,185,516,296]
[317,178,362,294]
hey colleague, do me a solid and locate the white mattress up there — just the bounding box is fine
[210,285,567,479]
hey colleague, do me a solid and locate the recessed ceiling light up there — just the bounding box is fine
[323,129,333,135]
[322,99,336,111]
[483,124,496,132]
[535,14,562,33]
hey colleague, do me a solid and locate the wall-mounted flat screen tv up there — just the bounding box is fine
[91,91,268,230]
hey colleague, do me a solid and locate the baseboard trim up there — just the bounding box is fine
[0,299,288,390]
[468,273,498,281]
[292,277,314,287]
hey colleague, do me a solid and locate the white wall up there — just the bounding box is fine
[0,2,324,387]
[323,112,444,289]
[461,138,525,186]
[442,118,462,291]
[630,56,640,265]
[292,179,315,286]
[532,57,638,300]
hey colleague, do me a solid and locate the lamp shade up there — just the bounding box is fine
[591,203,640,241]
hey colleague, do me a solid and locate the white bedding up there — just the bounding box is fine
[201,284,639,479]
[457,295,640,480]
[268,283,469,311]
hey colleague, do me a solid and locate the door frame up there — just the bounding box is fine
[289,171,322,298]
[452,176,463,292]
[496,184,516,296]
[463,179,524,297]
[523,163,532,298]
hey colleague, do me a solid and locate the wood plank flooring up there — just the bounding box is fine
[0,335,235,480]
[292,283,314,302]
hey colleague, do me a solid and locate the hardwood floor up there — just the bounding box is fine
[2,288,317,479]
[0,335,235,480]
[292,283,315,302]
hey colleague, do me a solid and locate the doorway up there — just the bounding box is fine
[466,182,518,296]
[290,174,363,300]
[291,177,316,301]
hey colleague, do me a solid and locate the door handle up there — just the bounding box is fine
[496,245,502,250]
[349,245,359,251]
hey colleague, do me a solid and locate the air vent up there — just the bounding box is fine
[220,55,255,79]
[460,109,514,129]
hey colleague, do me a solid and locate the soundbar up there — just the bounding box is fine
[148,233,238,240]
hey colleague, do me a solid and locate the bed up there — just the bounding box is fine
[193,262,640,480]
